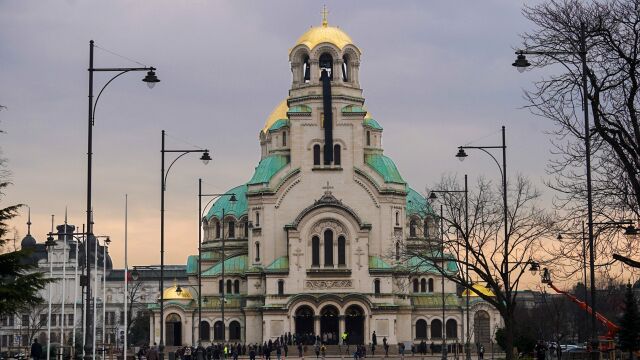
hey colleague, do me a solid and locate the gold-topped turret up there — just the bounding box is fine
[290,7,357,54]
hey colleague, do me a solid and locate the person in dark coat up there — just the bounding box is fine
[31,339,42,360]
[372,331,377,346]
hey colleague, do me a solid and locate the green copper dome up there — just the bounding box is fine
[248,155,289,185]
[365,154,406,184]
[202,254,248,277]
[206,184,248,220]
[406,187,435,217]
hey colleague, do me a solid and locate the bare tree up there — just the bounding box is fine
[517,0,640,276]
[22,303,61,345]
[402,175,556,360]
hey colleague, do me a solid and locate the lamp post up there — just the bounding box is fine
[45,217,56,360]
[456,128,507,358]
[86,40,159,360]
[160,130,211,358]
[511,22,599,351]
[429,174,468,360]
[198,178,237,344]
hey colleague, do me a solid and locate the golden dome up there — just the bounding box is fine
[262,99,289,134]
[461,284,496,297]
[291,12,356,54]
[161,284,193,300]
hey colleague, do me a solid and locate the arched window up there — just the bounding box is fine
[213,321,224,341]
[410,220,417,237]
[415,319,427,339]
[431,319,442,339]
[374,279,381,294]
[342,55,349,81]
[200,321,211,340]
[303,55,310,82]
[395,242,400,261]
[312,236,320,267]
[282,131,287,147]
[413,279,419,293]
[446,319,458,338]
[244,220,249,237]
[428,278,434,292]
[334,144,341,166]
[256,212,260,227]
[278,280,284,295]
[313,144,321,166]
[233,280,240,294]
[324,229,334,267]
[229,321,241,341]
[319,53,333,80]
[228,220,235,238]
[395,211,400,226]
[219,280,224,294]
[255,242,260,262]
[366,131,371,146]
[424,220,429,238]
[215,221,220,239]
[226,279,232,294]
[338,235,346,266]
[420,279,426,293]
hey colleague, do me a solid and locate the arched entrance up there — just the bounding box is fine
[474,310,491,345]
[345,305,365,345]
[165,313,182,346]
[200,321,210,341]
[320,305,339,344]
[295,306,315,343]
[229,321,242,341]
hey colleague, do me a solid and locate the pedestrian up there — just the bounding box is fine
[283,342,288,358]
[430,342,435,354]
[320,344,326,359]
[556,345,562,360]
[30,339,42,360]
[249,345,256,360]
[383,337,389,357]
[399,343,405,359]
[314,341,320,359]
[147,344,159,360]
[479,345,484,360]
[372,331,377,347]
[297,343,303,358]
[370,342,375,357]
[535,341,546,360]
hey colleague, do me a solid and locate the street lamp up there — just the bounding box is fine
[160,130,210,358]
[429,175,468,360]
[86,40,159,360]
[511,22,599,352]
[198,178,237,344]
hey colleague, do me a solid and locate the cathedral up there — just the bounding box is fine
[150,13,501,349]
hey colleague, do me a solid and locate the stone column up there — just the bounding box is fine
[338,315,345,339]
[310,60,320,83]
[334,59,343,85]
[291,62,301,86]
[314,315,321,338]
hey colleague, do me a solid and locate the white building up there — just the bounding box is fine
[150,13,502,349]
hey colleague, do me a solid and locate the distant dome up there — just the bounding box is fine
[161,284,193,301]
[462,284,496,297]
[292,20,356,54]
[21,234,37,248]
[262,99,288,134]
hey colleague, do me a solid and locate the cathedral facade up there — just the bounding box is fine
[150,15,501,348]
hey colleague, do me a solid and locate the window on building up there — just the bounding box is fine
[244,220,249,237]
[424,220,429,238]
[415,319,427,339]
[215,222,220,239]
[366,131,371,146]
[337,235,346,266]
[420,278,426,293]
[374,279,380,294]
[39,315,46,326]
[228,220,235,238]
[431,319,443,339]
[413,279,419,293]
[256,212,260,227]
[342,55,349,82]
[278,280,284,295]
[324,229,334,267]
[214,321,225,341]
[395,211,400,226]
[68,314,74,327]
[51,314,57,326]
[234,280,240,294]
[282,131,287,147]
[255,242,260,262]
[428,278,434,292]
[395,242,400,261]
[312,236,320,267]
[446,319,458,338]
[319,53,334,80]
[313,144,321,166]
[219,280,224,294]
[226,280,232,294]
[200,321,211,340]
[333,144,341,166]
[410,220,417,237]
[22,315,29,326]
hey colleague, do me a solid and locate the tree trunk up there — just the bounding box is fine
[503,313,516,360]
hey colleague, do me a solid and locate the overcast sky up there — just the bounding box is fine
[1,1,555,279]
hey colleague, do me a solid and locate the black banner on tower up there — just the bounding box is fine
[321,69,333,164]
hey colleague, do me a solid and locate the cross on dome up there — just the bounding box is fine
[322,5,329,27]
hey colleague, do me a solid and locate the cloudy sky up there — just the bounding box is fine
[1,1,554,275]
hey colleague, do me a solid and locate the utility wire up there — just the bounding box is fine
[94,43,148,68]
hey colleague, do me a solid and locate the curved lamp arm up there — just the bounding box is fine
[163,151,191,189]
[92,70,132,125]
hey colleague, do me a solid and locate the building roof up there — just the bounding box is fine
[363,118,383,131]
[268,119,290,132]
[202,254,247,277]
[411,294,460,307]
[461,283,496,297]
[365,154,406,185]
[263,99,288,134]
[248,155,289,185]
[369,255,392,270]
[292,19,356,54]
[265,256,289,272]
[206,184,248,219]
[406,187,436,217]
